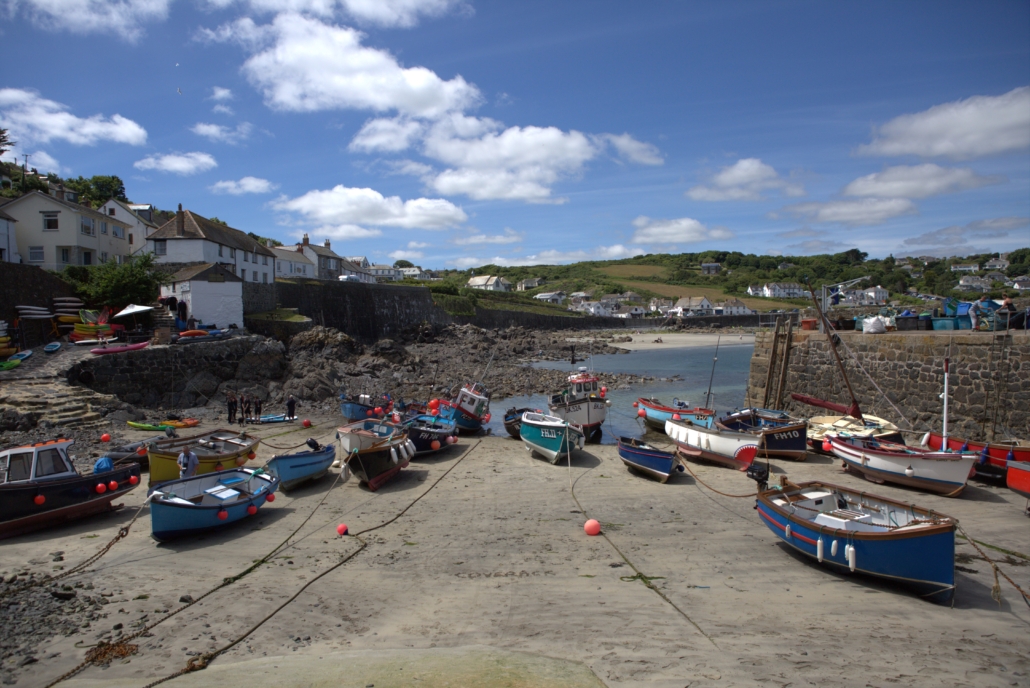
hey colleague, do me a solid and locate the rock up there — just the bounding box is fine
[51,590,76,601]
[178,594,194,604]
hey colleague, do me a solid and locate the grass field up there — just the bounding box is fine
[598,265,669,279]
[612,279,799,312]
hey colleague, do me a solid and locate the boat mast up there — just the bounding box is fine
[805,278,864,422]
[942,357,950,445]
[704,335,721,409]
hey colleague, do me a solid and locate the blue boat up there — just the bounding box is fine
[717,408,809,461]
[148,468,279,541]
[266,440,336,491]
[754,480,956,604]
[616,437,683,483]
[339,392,391,422]
[43,342,62,353]
[519,412,585,464]
[439,382,490,434]
[636,397,714,432]
[256,413,292,424]
[403,415,458,455]
[7,350,32,362]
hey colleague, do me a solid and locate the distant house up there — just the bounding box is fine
[466,275,512,291]
[99,198,158,256]
[1013,280,1030,292]
[918,255,938,263]
[984,258,1009,271]
[985,271,1008,283]
[345,256,371,270]
[746,285,763,297]
[290,234,372,282]
[159,263,242,328]
[576,301,611,317]
[369,264,403,281]
[0,208,17,263]
[649,298,673,314]
[777,262,796,271]
[569,291,591,299]
[533,292,564,304]
[271,246,315,278]
[701,262,721,275]
[958,276,991,292]
[762,282,805,299]
[598,294,622,311]
[950,263,979,273]
[863,285,889,304]
[620,291,643,303]
[672,296,713,316]
[517,277,543,291]
[718,298,752,315]
[895,257,910,267]
[400,266,430,281]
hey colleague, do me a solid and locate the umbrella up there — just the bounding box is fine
[113,304,155,331]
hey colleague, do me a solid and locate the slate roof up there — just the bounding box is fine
[271,246,314,265]
[0,208,16,222]
[675,297,712,308]
[165,263,242,283]
[0,191,131,226]
[108,198,158,228]
[151,210,275,257]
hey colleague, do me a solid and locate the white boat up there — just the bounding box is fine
[826,434,977,496]
[806,414,902,452]
[336,419,409,456]
[547,369,609,443]
[665,419,760,471]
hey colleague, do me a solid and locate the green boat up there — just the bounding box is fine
[518,412,585,464]
[0,360,20,372]
[127,420,174,431]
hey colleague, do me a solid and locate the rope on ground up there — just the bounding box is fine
[955,524,1030,610]
[677,460,757,499]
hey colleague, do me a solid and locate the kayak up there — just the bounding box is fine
[72,338,119,346]
[0,347,16,357]
[90,342,150,355]
[0,361,20,372]
[179,330,210,337]
[161,418,200,428]
[57,315,82,323]
[8,351,32,362]
[44,342,62,353]
[128,421,174,431]
[255,413,292,424]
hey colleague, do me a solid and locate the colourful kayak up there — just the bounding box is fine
[0,360,20,372]
[91,342,150,355]
[161,418,200,429]
[128,421,174,431]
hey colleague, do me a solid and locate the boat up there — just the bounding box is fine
[0,360,20,372]
[922,432,1030,480]
[174,331,229,344]
[147,429,261,486]
[336,421,412,491]
[665,419,759,471]
[616,437,683,483]
[440,382,491,434]
[148,468,279,541]
[802,410,904,452]
[255,413,293,424]
[72,338,119,346]
[717,408,809,461]
[548,370,609,443]
[1006,460,1030,500]
[0,439,142,540]
[266,440,336,491]
[636,397,715,432]
[519,412,585,464]
[754,479,957,604]
[403,414,458,455]
[43,342,62,353]
[108,435,167,470]
[178,329,210,337]
[91,341,149,355]
[160,418,200,429]
[339,391,392,423]
[7,350,32,362]
[503,407,538,439]
[826,434,977,496]
[128,420,174,431]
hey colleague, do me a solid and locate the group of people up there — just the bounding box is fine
[225,391,299,426]
[970,293,1027,330]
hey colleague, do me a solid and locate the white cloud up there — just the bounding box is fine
[0,88,147,147]
[630,216,734,245]
[451,245,643,268]
[190,122,253,144]
[857,86,1030,160]
[349,117,424,152]
[389,249,424,260]
[210,86,234,101]
[407,241,428,248]
[453,228,522,245]
[602,133,663,165]
[687,158,803,201]
[777,227,820,239]
[2,149,63,174]
[201,0,464,26]
[901,217,1029,248]
[212,104,235,116]
[311,224,383,239]
[842,164,1002,199]
[274,184,467,230]
[6,0,171,41]
[210,176,278,194]
[134,151,217,175]
[783,198,916,226]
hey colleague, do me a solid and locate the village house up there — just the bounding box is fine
[985,271,1009,284]
[98,198,158,256]
[0,208,17,263]
[863,285,889,304]
[756,282,804,299]
[0,191,132,270]
[400,266,431,281]
[958,275,991,292]
[569,291,591,300]
[715,298,752,315]
[1013,279,1030,292]
[670,296,714,316]
[950,263,979,273]
[271,246,315,278]
[983,257,1009,271]
[159,263,242,328]
[575,301,611,317]
[517,277,544,291]
[466,275,512,291]
[533,291,565,305]
[648,298,674,314]
[288,234,372,282]
[612,305,645,318]
[895,257,910,266]
[620,291,643,303]
[598,294,623,310]
[701,262,721,275]
[345,256,371,270]
[746,285,763,297]
[369,264,403,281]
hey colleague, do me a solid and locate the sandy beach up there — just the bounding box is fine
[607,332,756,351]
[2,413,1027,688]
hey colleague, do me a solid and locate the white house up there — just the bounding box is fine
[0,207,17,263]
[0,191,132,270]
[159,263,242,328]
[673,296,714,315]
[271,246,315,278]
[576,301,611,317]
[983,258,1009,271]
[746,285,763,297]
[1013,280,1030,292]
[716,298,752,315]
[147,206,276,283]
[863,285,889,304]
[533,292,564,304]
[517,277,543,291]
[950,264,979,273]
[762,282,805,299]
[369,264,403,281]
[649,298,673,313]
[466,275,512,291]
[99,198,158,255]
[400,266,431,281]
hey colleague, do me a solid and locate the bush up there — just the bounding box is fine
[56,254,161,311]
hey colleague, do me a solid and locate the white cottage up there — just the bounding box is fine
[271,246,315,278]
[160,263,243,328]
[0,207,17,263]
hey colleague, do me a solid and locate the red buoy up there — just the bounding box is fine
[95,483,107,494]
[129,475,139,486]
[632,401,639,408]
[247,451,256,460]
[302,419,311,428]
[136,446,147,456]
[247,505,258,516]
[822,439,833,453]
[672,413,681,421]
[336,523,348,536]
[584,519,601,536]
[366,409,374,417]
[374,406,383,415]
[266,493,275,503]
[428,399,440,410]
[431,440,441,451]
[108,480,118,492]
[637,408,646,418]
[217,510,228,520]
[33,494,45,506]
[100,433,111,443]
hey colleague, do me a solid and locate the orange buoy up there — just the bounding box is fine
[336,523,348,536]
[247,451,256,460]
[822,439,833,452]
[100,433,111,443]
[428,399,440,410]
[136,446,147,456]
[584,519,601,536]
[632,401,639,408]
[33,494,45,506]
[672,413,681,421]
[95,483,107,494]
[431,440,441,451]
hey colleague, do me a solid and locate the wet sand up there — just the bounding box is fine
[608,333,755,351]
[2,414,1027,688]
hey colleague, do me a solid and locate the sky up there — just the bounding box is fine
[1,0,1028,269]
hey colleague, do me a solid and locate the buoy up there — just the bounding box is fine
[431,440,441,451]
[366,410,374,417]
[408,440,416,456]
[484,413,491,423]
[430,408,439,416]
[374,406,383,415]
[847,545,856,572]
[959,442,969,452]
[266,493,275,503]
[217,509,228,520]
[632,401,639,408]
[247,451,256,460]
[428,399,440,410]
[904,465,914,477]
[33,494,45,506]
[390,447,399,464]
[247,505,258,516]
[447,435,457,444]
[1007,449,1016,462]
[236,456,247,466]
[392,413,401,423]
[822,439,833,452]
[302,419,312,428]
[136,446,147,456]
[95,483,107,494]
[108,480,118,491]
[830,539,838,557]
[129,475,139,486]
[785,524,791,539]
[336,523,348,536]
[100,433,111,443]
[215,462,224,471]
[817,537,824,562]
[584,519,601,536]
[637,408,646,418]
[601,386,607,394]
[920,432,930,447]
[672,413,681,421]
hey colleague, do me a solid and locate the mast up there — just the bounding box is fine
[942,357,950,445]
[704,335,721,409]
[805,278,864,422]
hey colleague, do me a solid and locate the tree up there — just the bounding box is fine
[393,259,414,268]
[208,216,229,226]
[248,232,283,247]
[0,129,13,157]
[63,175,127,207]
[77,254,161,311]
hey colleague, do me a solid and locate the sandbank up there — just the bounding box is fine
[607,332,755,351]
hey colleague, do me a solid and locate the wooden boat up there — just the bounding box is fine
[826,434,976,496]
[922,432,1030,480]
[148,468,279,541]
[91,341,149,355]
[755,480,957,604]
[665,419,759,471]
[266,441,336,491]
[1006,460,1030,500]
[548,370,609,443]
[519,412,585,464]
[147,429,261,486]
[616,437,682,483]
[337,421,412,491]
[7,350,32,362]
[636,397,714,432]
[404,414,458,455]
[1,439,141,540]
[339,391,391,422]
[717,408,809,461]
[804,412,903,453]
[128,420,174,431]
[43,342,62,353]
[503,407,538,439]
[441,382,491,434]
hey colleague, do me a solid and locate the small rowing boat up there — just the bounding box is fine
[148,468,279,541]
[255,413,293,424]
[519,412,585,464]
[826,434,976,496]
[922,432,1030,480]
[147,429,261,486]
[616,437,682,483]
[91,341,149,355]
[337,421,412,491]
[266,440,336,491]
[43,342,62,353]
[128,421,174,431]
[636,397,714,432]
[7,350,32,362]
[503,407,538,439]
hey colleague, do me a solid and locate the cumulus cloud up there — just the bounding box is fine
[901,217,1029,249]
[212,104,235,116]
[134,152,217,175]
[601,133,663,165]
[630,216,734,245]
[274,184,467,230]
[201,0,464,26]
[858,86,1030,160]
[388,249,424,260]
[783,198,916,226]
[210,176,278,194]
[451,245,643,268]
[842,164,1002,199]
[777,227,820,239]
[1,149,62,173]
[6,0,171,41]
[687,158,803,201]
[349,117,425,152]
[190,122,253,145]
[210,86,234,101]
[453,228,522,245]
[311,224,383,239]
[407,241,428,248]
[0,88,147,147]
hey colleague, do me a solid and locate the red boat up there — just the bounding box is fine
[90,341,150,355]
[1006,461,1030,500]
[923,432,1029,479]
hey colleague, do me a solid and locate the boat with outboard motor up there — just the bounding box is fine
[403,415,458,455]
[147,429,261,486]
[825,433,976,496]
[336,420,413,490]
[717,407,809,461]
[547,369,609,443]
[266,440,336,491]
[665,418,760,471]
[635,397,714,432]
[616,437,682,483]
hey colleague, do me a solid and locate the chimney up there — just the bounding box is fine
[324,239,331,249]
[301,233,309,247]
[176,204,184,237]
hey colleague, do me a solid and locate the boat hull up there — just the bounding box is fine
[616,438,680,483]
[718,409,808,460]
[404,416,457,455]
[337,420,406,455]
[345,448,409,491]
[502,407,535,439]
[339,400,376,423]
[665,420,758,471]
[548,399,608,443]
[806,414,902,453]
[266,446,336,491]
[1006,460,1030,499]
[638,399,714,433]
[148,430,261,486]
[829,435,975,496]
[924,432,1030,479]
[444,406,484,434]
[520,415,585,464]
[148,470,279,541]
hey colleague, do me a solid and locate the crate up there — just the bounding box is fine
[896,317,918,331]
[916,318,933,330]
[932,317,959,331]
[956,315,972,330]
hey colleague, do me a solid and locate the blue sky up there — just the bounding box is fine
[2,0,1028,268]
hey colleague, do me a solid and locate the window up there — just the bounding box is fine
[5,452,32,482]
[82,252,92,266]
[116,255,124,264]
[262,255,268,265]
[329,258,337,269]
[100,251,108,263]
[243,251,249,262]
[100,221,108,235]
[263,272,268,283]
[80,217,95,236]
[218,245,223,257]
[43,213,58,230]
[128,233,134,245]
[241,269,246,280]
[301,265,306,275]
[112,225,124,239]
[253,272,258,282]
[229,248,236,259]
[35,448,69,478]
[29,246,44,262]
[108,208,115,216]
[60,248,70,263]
[154,240,167,255]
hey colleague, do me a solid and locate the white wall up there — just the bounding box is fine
[0,217,18,262]
[161,279,243,328]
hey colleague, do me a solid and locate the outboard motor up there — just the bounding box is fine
[746,462,769,492]
[306,438,321,451]
[165,426,178,438]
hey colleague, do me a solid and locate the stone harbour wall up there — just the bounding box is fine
[747,330,1030,441]
[67,335,288,409]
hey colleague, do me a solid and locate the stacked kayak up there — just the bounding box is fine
[53,297,86,337]
[71,308,114,342]
[127,419,200,431]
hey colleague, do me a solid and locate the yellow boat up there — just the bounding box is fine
[57,315,82,323]
[147,429,261,485]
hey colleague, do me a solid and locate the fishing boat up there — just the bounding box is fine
[403,415,458,455]
[548,370,609,443]
[717,408,809,461]
[147,429,261,486]
[519,412,585,464]
[337,421,412,491]
[826,434,976,496]
[921,433,1029,480]
[0,439,142,540]
[754,480,957,604]
[1006,461,1030,501]
[108,436,167,470]
[339,391,392,422]
[503,407,538,439]
[148,468,279,541]
[616,437,683,483]
[266,440,336,491]
[665,419,759,471]
[91,341,149,355]
[440,382,491,434]
[635,397,715,432]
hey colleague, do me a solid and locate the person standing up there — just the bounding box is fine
[241,395,251,425]
[969,294,991,330]
[253,397,263,421]
[286,394,297,420]
[227,392,237,424]
[177,444,199,479]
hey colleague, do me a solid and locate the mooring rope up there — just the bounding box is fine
[955,524,1030,610]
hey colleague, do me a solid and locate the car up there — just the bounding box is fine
[338,275,362,282]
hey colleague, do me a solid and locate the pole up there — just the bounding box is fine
[805,278,864,422]
[942,357,949,445]
[705,335,721,409]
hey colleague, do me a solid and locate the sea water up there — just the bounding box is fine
[486,342,755,444]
